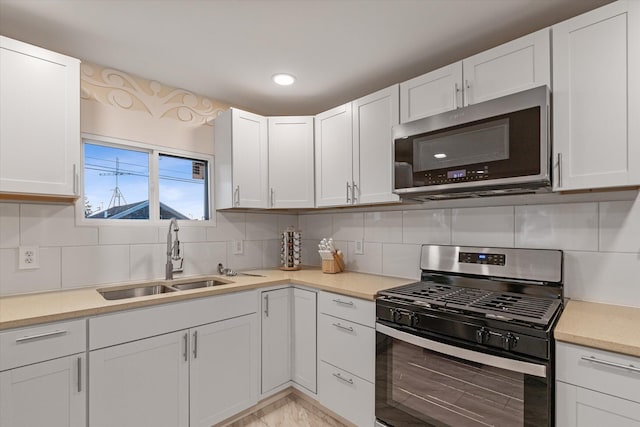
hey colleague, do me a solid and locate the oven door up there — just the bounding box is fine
[375,323,551,427]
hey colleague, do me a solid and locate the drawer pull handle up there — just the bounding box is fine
[332,299,354,306]
[15,330,67,343]
[332,372,354,385]
[332,323,354,333]
[581,356,640,374]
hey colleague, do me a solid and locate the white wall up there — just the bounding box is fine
[299,196,640,308]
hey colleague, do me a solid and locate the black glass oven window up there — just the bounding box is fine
[376,335,550,427]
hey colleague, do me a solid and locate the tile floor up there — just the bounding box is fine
[227,394,348,427]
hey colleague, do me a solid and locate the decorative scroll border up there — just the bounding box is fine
[80,63,228,125]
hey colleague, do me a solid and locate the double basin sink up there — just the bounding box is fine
[98,279,228,301]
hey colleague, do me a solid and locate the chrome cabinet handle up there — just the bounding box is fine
[183,332,188,362]
[15,329,67,343]
[332,372,354,385]
[332,298,354,306]
[352,181,358,204]
[332,323,354,333]
[77,357,82,393]
[193,330,198,359]
[346,181,351,204]
[464,79,471,105]
[264,293,269,318]
[581,356,640,374]
[73,164,78,195]
[557,153,563,188]
[234,185,240,207]
[270,188,275,207]
[453,83,460,109]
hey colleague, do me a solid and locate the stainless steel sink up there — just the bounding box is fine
[98,284,177,300]
[171,280,227,291]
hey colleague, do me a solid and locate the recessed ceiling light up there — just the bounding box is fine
[272,73,296,86]
[434,153,447,159]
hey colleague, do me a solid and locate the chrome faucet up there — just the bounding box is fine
[166,218,183,280]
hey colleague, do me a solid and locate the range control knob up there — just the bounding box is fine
[475,327,489,344]
[501,333,518,351]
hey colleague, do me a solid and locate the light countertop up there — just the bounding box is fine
[0,268,414,330]
[554,299,640,358]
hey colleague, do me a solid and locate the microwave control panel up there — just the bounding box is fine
[424,166,490,185]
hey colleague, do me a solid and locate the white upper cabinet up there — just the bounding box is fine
[0,36,80,199]
[400,63,463,123]
[315,103,354,207]
[353,85,400,205]
[268,117,315,208]
[214,108,269,209]
[553,0,640,191]
[400,28,550,123]
[316,85,400,207]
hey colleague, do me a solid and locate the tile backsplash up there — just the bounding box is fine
[1,197,639,309]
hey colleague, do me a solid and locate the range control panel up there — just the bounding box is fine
[458,251,506,266]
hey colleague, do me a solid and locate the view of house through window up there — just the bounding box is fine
[83,139,211,221]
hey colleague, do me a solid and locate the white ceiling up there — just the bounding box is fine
[0,0,611,116]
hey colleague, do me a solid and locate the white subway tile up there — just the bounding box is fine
[246,213,279,240]
[599,199,640,253]
[452,206,514,247]
[0,203,20,248]
[208,212,245,241]
[0,247,61,295]
[332,213,364,241]
[100,225,159,245]
[21,204,98,246]
[364,211,402,243]
[130,244,165,281]
[345,241,382,275]
[564,251,640,308]
[182,241,227,276]
[515,203,598,250]
[158,224,208,243]
[262,239,281,269]
[402,209,451,245]
[278,214,299,232]
[298,214,332,240]
[382,244,421,279]
[227,240,263,271]
[61,245,130,288]
[301,239,321,267]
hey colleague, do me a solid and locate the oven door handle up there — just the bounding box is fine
[376,323,547,378]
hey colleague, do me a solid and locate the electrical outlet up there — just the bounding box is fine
[19,246,40,270]
[232,240,244,255]
[354,240,364,255]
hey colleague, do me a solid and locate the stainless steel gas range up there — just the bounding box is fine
[375,245,563,427]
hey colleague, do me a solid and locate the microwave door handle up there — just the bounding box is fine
[376,323,546,378]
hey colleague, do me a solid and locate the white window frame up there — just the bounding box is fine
[77,133,215,226]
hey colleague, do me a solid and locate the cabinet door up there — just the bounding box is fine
[463,28,550,106]
[0,36,80,198]
[353,85,400,205]
[268,116,315,208]
[261,288,291,393]
[553,0,640,190]
[557,381,640,427]
[190,314,258,427]
[399,62,462,123]
[89,331,189,427]
[0,354,85,427]
[232,109,269,208]
[292,288,317,393]
[315,103,353,207]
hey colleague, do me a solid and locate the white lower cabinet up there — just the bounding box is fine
[0,318,87,427]
[261,287,292,394]
[292,288,317,393]
[0,354,86,427]
[556,342,640,427]
[318,291,376,426]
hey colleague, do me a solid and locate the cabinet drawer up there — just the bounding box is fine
[0,319,86,371]
[556,342,640,403]
[318,313,374,382]
[318,291,375,327]
[318,361,374,427]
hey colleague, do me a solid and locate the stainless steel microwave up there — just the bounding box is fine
[393,85,550,200]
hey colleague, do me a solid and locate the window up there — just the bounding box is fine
[82,135,212,222]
